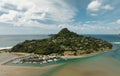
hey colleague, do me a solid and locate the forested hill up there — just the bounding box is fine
[11,28,112,55]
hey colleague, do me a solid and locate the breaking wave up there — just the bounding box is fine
[0,46,12,50]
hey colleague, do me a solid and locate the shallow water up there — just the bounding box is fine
[41,44,120,76]
[1,35,120,76]
[41,35,120,76]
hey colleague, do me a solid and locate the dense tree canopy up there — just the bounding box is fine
[11,28,112,55]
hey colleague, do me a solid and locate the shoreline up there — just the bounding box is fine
[0,54,62,76]
[0,48,114,76]
[61,52,104,60]
[0,47,12,50]
[61,48,114,59]
[1,49,112,66]
[0,53,64,76]
[0,43,114,66]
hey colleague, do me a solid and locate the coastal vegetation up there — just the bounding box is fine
[0,49,10,53]
[11,28,112,55]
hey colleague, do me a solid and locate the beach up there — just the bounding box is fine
[1,47,120,76]
[0,53,62,76]
[0,51,102,76]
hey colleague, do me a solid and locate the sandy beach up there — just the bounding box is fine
[0,50,113,76]
[61,52,102,59]
[0,53,62,76]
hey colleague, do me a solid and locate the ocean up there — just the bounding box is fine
[0,35,50,50]
[1,34,120,76]
[41,34,120,76]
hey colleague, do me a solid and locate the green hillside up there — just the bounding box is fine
[11,28,112,55]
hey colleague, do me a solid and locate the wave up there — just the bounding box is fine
[111,42,120,44]
[0,46,12,50]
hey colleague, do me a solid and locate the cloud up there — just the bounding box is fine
[76,21,119,34]
[87,0,114,16]
[116,19,120,24]
[0,10,19,22]
[87,0,101,12]
[0,0,119,34]
[102,5,114,10]
[0,0,77,27]
[90,13,98,16]
[56,21,119,34]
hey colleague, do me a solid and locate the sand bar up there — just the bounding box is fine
[0,53,62,76]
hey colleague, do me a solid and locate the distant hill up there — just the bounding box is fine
[11,28,112,55]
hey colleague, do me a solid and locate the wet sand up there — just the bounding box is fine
[48,54,120,76]
[1,49,120,76]
[0,64,60,76]
[0,53,61,76]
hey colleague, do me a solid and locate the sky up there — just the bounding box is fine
[0,0,120,35]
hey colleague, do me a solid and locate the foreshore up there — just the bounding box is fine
[0,44,112,65]
[61,53,97,59]
[0,50,108,65]
[0,48,112,76]
[0,53,63,76]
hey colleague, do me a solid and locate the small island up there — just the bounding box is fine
[0,28,113,65]
[10,28,112,60]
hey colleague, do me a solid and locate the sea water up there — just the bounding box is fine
[1,34,120,76]
[0,35,50,50]
[42,34,120,76]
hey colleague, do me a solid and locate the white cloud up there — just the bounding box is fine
[57,21,120,34]
[116,19,120,24]
[102,5,114,10]
[0,10,19,22]
[87,0,114,16]
[76,21,119,34]
[0,0,77,27]
[87,0,101,12]
[90,13,98,16]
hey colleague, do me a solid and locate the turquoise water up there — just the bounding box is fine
[41,34,120,76]
[41,45,120,76]
[5,35,120,65]
[1,34,120,76]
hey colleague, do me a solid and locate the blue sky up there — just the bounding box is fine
[0,0,120,35]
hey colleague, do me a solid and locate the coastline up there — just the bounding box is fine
[61,49,112,59]
[61,53,99,59]
[0,48,115,65]
[0,34,118,76]
[0,47,12,50]
[1,49,112,66]
[0,53,63,76]
[0,48,114,76]
[43,46,120,76]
